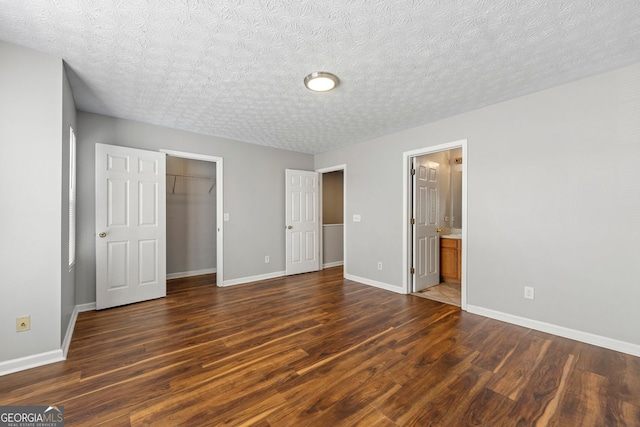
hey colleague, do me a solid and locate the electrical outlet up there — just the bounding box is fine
[265,255,270,263]
[16,316,30,332]
[524,287,535,300]
[377,261,383,271]
[353,214,361,222]
[223,213,230,221]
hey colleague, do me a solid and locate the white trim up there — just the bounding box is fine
[323,261,344,268]
[322,223,344,227]
[160,149,224,287]
[62,306,79,358]
[402,140,468,312]
[467,305,640,358]
[77,302,96,312]
[345,274,404,294]
[1,301,97,376]
[316,164,347,274]
[0,350,64,377]
[221,271,285,287]
[167,268,217,280]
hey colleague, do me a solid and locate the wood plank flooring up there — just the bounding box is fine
[1,267,639,426]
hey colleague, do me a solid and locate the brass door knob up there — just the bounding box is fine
[99,232,107,238]
[287,225,293,229]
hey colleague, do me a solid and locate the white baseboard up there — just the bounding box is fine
[344,274,404,294]
[323,261,344,269]
[467,305,640,358]
[0,350,64,377]
[62,307,79,358]
[77,302,96,312]
[1,302,98,377]
[221,271,285,287]
[167,268,217,280]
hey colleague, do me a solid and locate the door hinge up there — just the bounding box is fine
[411,169,416,176]
[411,218,415,225]
[410,267,415,274]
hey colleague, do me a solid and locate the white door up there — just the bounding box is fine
[285,169,320,275]
[95,143,167,309]
[412,157,440,291]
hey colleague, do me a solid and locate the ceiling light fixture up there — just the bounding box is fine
[304,71,340,92]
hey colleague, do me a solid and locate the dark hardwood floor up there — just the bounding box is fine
[1,267,639,426]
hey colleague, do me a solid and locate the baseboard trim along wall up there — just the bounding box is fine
[344,274,404,294]
[77,302,97,312]
[61,302,96,357]
[1,302,97,376]
[323,261,344,269]
[0,350,64,377]
[167,268,217,280]
[467,305,640,358]
[221,271,285,287]
[62,307,79,358]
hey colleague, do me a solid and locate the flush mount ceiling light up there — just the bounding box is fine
[304,71,340,92]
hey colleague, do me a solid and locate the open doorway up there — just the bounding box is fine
[318,165,347,273]
[161,150,224,285]
[166,156,217,281]
[402,140,467,309]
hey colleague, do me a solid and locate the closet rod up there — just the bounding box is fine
[167,173,216,194]
[167,173,214,180]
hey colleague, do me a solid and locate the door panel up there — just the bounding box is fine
[138,181,158,226]
[108,180,129,226]
[286,169,320,275]
[96,143,166,309]
[107,241,129,290]
[413,158,440,291]
[138,239,158,284]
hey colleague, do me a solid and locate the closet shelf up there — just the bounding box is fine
[167,173,215,194]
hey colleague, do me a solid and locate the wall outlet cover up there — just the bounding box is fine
[524,287,535,300]
[16,315,30,332]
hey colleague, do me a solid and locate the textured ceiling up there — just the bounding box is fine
[1,1,640,154]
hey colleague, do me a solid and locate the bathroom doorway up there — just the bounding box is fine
[402,140,467,309]
[317,164,347,274]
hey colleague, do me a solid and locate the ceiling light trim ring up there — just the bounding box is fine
[304,71,340,92]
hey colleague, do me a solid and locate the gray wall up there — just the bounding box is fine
[75,112,314,304]
[322,171,344,224]
[0,41,63,361]
[61,66,77,341]
[322,225,344,266]
[166,157,217,276]
[316,63,640,347]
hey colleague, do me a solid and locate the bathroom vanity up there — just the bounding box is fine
[440,235,462,284]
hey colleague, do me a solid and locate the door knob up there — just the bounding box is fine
[287,225,293,229]
[99,232,107,238]
[436,228,442,233]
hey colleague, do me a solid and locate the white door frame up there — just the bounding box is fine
[402,140,468,309]
[316,164,347,273]
[160,149,223,286]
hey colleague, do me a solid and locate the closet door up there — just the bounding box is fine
[95,143,166,309]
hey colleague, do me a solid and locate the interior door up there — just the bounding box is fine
[95,143,166,309]
[412,157,440,291]
[285,169,320,275]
